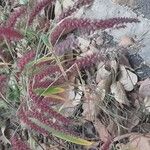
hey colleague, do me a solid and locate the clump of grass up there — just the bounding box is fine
[0,0,144,149]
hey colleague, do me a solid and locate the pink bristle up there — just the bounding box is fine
[51,17,139,45]
[6,6,26,27]
[0,27,23,41]
[17,50,36,72]
[28,0,55,25]
[11,134,30,150]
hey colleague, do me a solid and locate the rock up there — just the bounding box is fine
[83,0,150,65]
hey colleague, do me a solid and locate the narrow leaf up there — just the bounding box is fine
[47,94,65,101]
[30,118,93,146]
[35,87,65,96]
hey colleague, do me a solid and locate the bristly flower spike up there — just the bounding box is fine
[11,134,30,150]
[51,17,139,45]
[68,52,106,70]
[18,106,49,136]
[17,50,36,72]
[6,6,26,28]
[0,27,23,41]
[53,34,78,56]
[28,0,55,25]
[18,106,75,137]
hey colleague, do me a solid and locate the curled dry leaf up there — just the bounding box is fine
[119,65,138,91]
[110,60,118,76]
[110,59,119,81]
[96,62,112,83]
[94,119,111,143]
[118,55,131,67]
[96,62,112,101]
[77,36,98,54]
[82,88,97,121]
[0,126,11,145]
[55,0,74,17]
[59,84,82,116]
[82,99,96,121]
[118,35,135,47]
[111,81,129,105]
[144,96,150,112]
[117,134,150,150]
[97,74,112,101]
[77,37,90,52]
[139,78,150,97]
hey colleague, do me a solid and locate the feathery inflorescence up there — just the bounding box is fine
[28,0,55,25]
[6,6,26,28]
[50,17,139,45]
[18,103,76,138]
[0,74,7,98]
[18,106,49,136]
[11,134,30,150]
[17,50,36,72]
[0,27,23,41]
[1,0,141,148]
[53,34,78,56]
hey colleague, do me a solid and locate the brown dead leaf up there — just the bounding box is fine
[55,0,74,17]
[96,62,112,101]
[119,65,138,91]
[82,100,95,121]
[144,96,150,112]
[97,74,112,101]
[77,36,98,54]
[94,119,111,143]
[110,60,119,77]
[96,62,112,83]
[118,55,131,67]
[128,134,150,150]
[82,88,97,121]
[111,81,129,105]
[113,133,150,150]
[59,85,82,116]
[139,78,150,97]
[119,35,135,47]
[0,126,12,145]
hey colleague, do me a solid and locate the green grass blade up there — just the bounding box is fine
[34,87,65,96]
[30,118,94,146]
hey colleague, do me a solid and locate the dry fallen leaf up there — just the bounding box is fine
[94,119,111,143]
[139,78,150,97]
[144,96,150,112]
[82,88,97,121]
[77,37,98,53]
[110,60,118,77]
[97,74,112,101]
[128,134,150,150]
[59,84,82,116]
[82,99,96,121]
[118,55,131,67]
[114,133,150,150]
[55,0,74,17]
[0,126,11,145]
[96,62,112,101]
[111,81,129,105]
[119,65,138,91]
[118,35,135,47]
[96,62,112,83]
